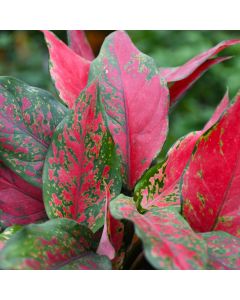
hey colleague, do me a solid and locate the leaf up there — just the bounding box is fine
[159,39,240,106]
[181,94,240,238]
[110,195,207,270]
[67,30,95,61]
[0,225,22,250]
[88,30,169,189]
[0,164,47,231]
[134,92,229,212]
[42,30,91,108]
[96,184,125,268]
[43,81,122,233]
[97,184,116,260]
[202,231,240,270]
[0,218,111,270]
[0,76,67,187]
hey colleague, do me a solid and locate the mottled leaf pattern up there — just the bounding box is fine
[43,82,122,233]
[43,30,90,108]
[0,77,67,186]
[88,31,169,190]
[110,195,208,270]
[134,92,229,212]
[68,30,95,61]
[202,231,240,269]
[0,218,111,270]
[182,94,240,238]
[159,39,240,106]
[0,164,47,231]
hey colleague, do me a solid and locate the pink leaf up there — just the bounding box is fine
[134,92,229,211]
[42,30,90,108]
[0,164,46,230]
[159,39,240,106]
[68,30,94,61]
[89,31,169,189]
[182,93,240,238]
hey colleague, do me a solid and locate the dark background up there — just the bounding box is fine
[1,30,240,158]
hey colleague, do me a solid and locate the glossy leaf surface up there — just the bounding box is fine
[0,225,22,250]
[0,76,67,186]
[0,218,111,270]
[43,82,122,233]
[43,31,90,108]
[110,195,207,270]
[68,30,95,61]
[134,92,229,212]
[159,39,240,106]
[0,163,46,231]
[182,94,240,237]
[88,30,169,189]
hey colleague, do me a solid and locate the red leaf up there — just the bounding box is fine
[0,164,46,230]
[134,92,229,211]
[159,39,240,106]
[42,30,90,108]
[202,231,240,269]
[67,30,95,61]
[89,31,169,189]
[182,94,240,238]
[110,195,208,270]
[43,82,121,233]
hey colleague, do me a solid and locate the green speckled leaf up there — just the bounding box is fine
[43,82,122,233]
[202,231,240,269]
[0,218,111,270]
[110,195,208,270]
[0,77,67,187]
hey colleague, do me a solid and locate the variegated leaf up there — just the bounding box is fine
[0,76,67,187]
[88,30,169,190]
[43,82,122,233]
[0,218,111,270]
[134,92,229,212]
[202,231,240,269]
[182,94,240,238]
[110,195,207,270]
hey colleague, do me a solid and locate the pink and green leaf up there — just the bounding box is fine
[43,82,122,233]
[110,195,208,270]
[134,92,229,212]
[0,76,67,187]
[181,94,240,238]
[42,30,91,108]
[159,39,240,106]
[0,218,111,270]
[67,30,95,61]
[201,231,240,270]
[0,164,47,231]
[88,30,169,190]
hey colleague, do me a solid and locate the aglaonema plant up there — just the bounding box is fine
[0,30,240,270]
